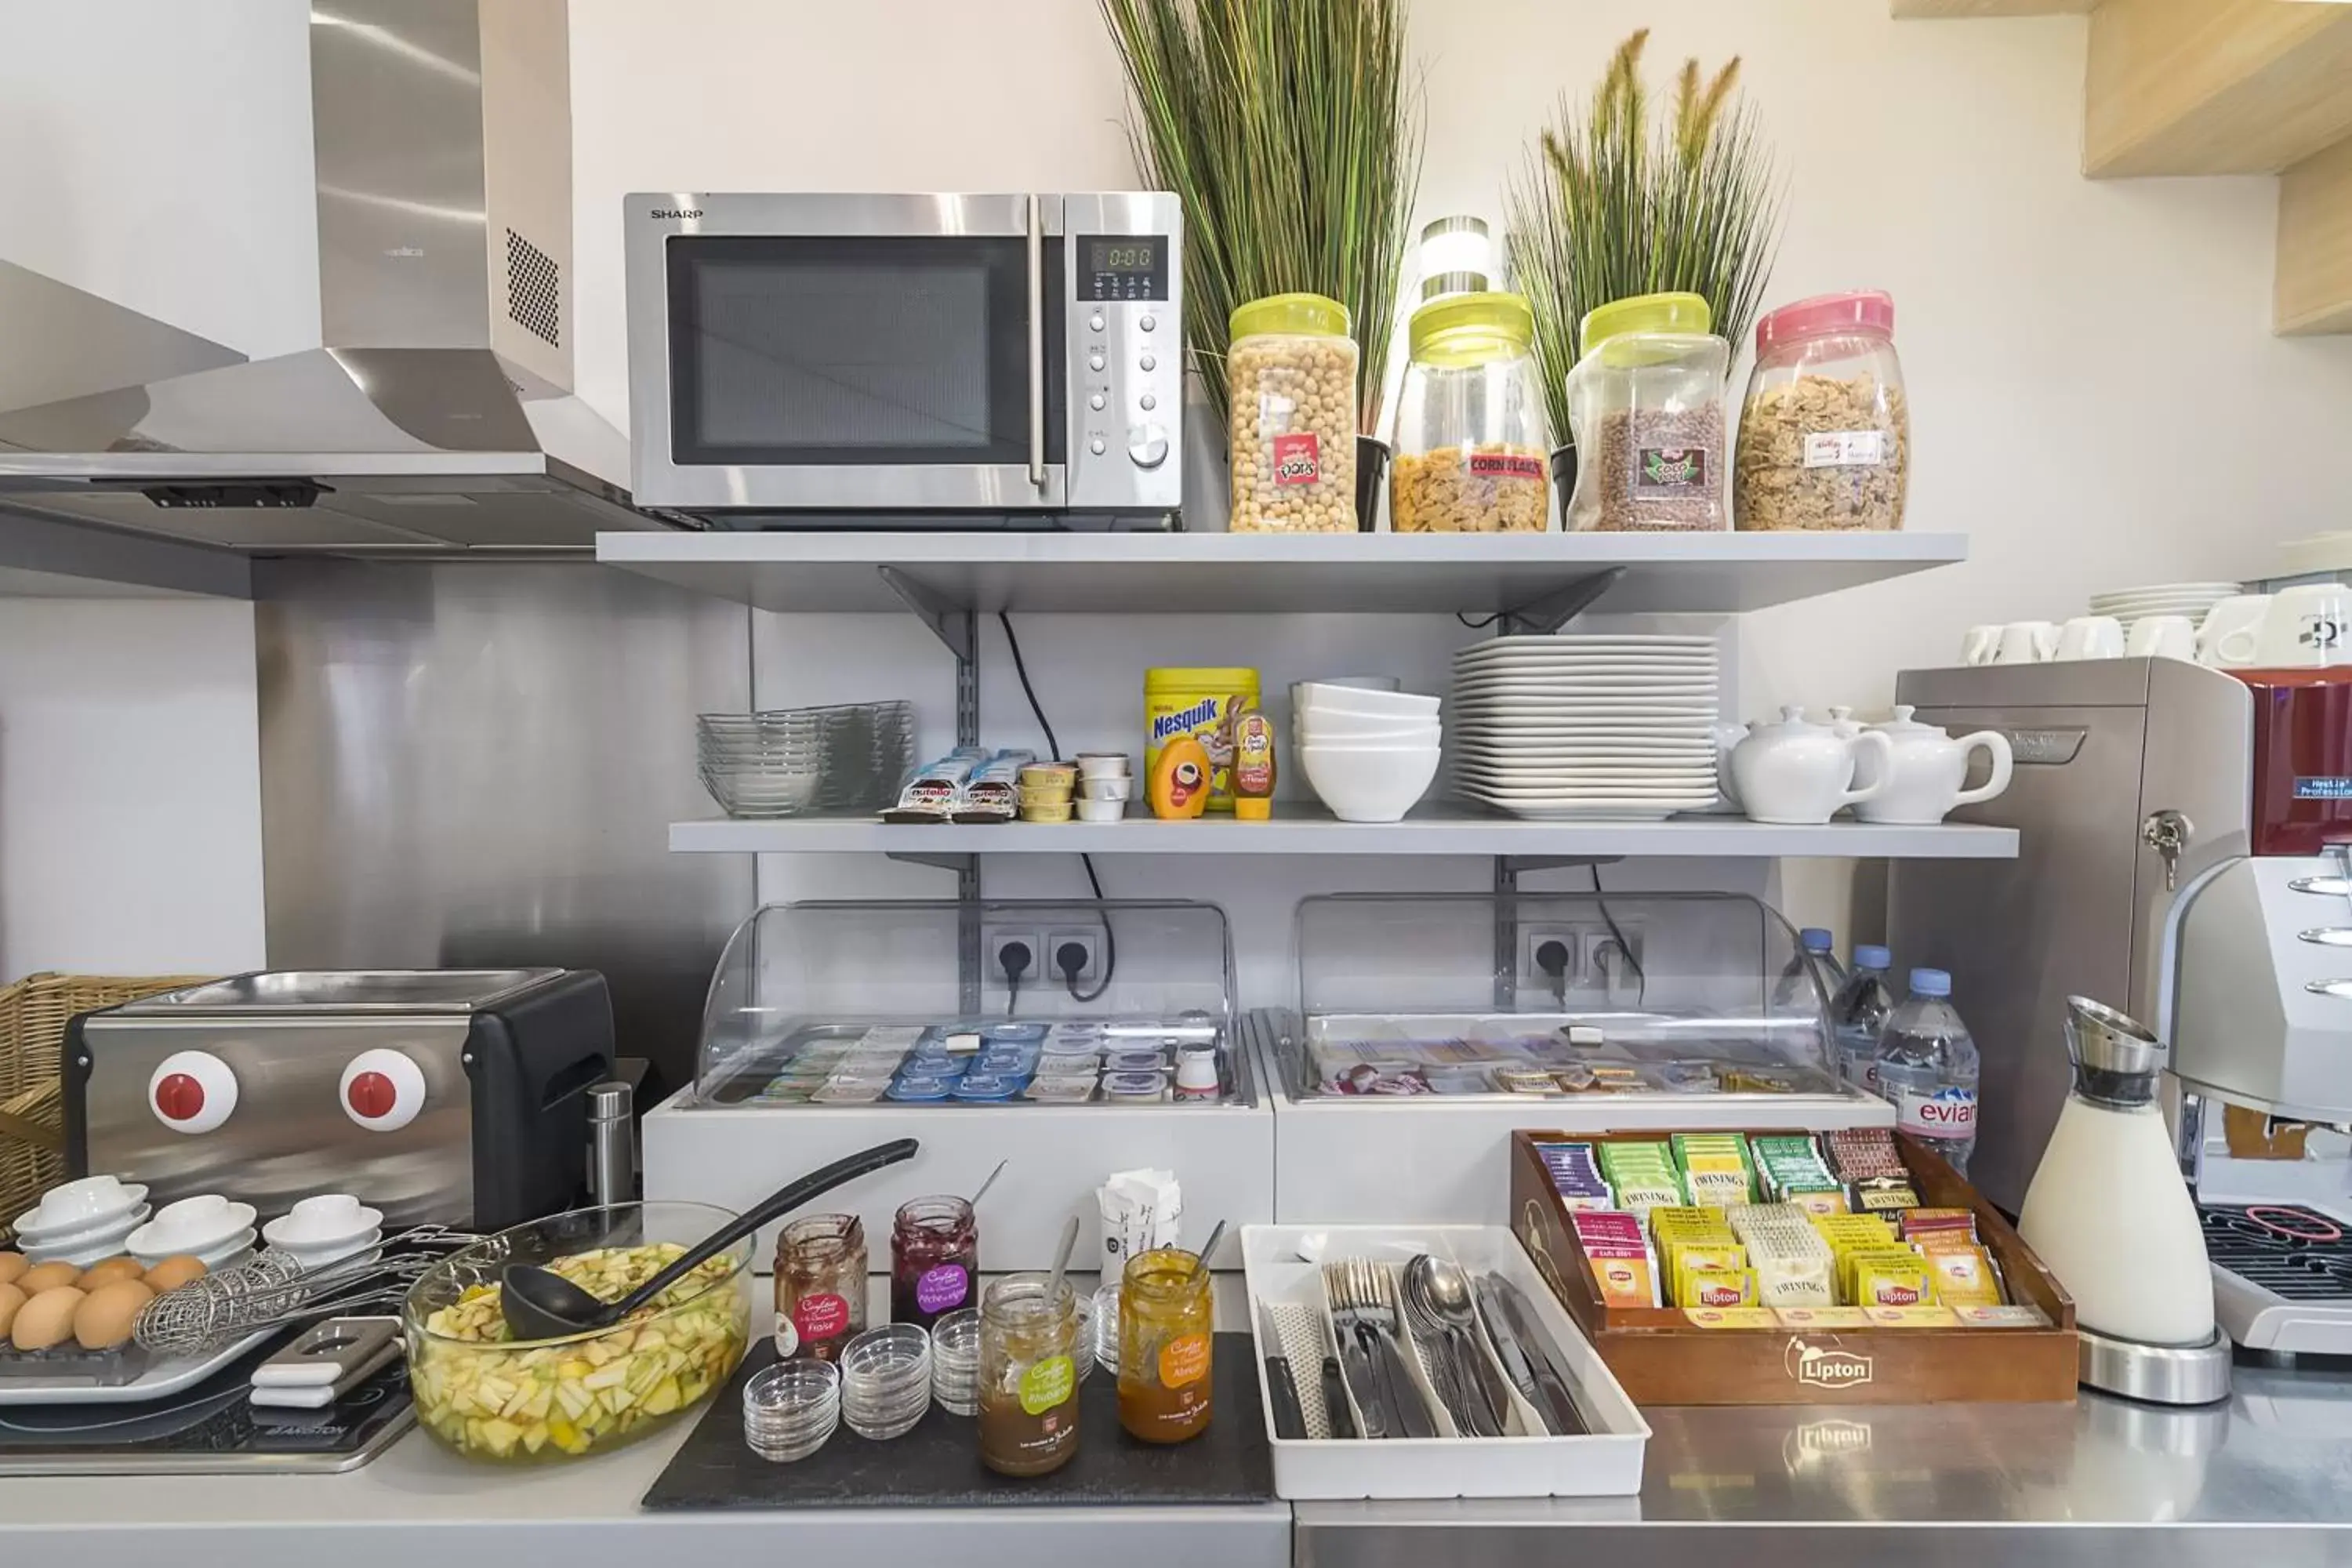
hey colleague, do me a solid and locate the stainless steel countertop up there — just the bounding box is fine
[1295,1359,2352,1567]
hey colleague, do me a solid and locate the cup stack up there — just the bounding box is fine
[839,1323,932,1439]
[743,1358,840,1462]
[1076,753,1133,823]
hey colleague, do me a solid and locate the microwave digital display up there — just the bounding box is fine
[1079,234,1168,302]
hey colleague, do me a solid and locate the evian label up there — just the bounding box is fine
[1272,432,1322,485]
[1787,1336,1873,1391]
[1896,1084,1976,1138]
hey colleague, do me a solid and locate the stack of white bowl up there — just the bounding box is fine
[1295,681,1443,823]
[1450,634,1722,821]
[2089,582,2240,637]
[11,1175,151,1266]
[260,1193,384,1270]
[126,1193,260,1270]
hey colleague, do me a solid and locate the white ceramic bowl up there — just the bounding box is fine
[130,1226,258,1271]
[275,1229,384,1272]
[263,1196,385,1250]
[1300,744,1441,823]
[1299,713,1443,744]
[1299,686,1439,720]
[13,1192,151,1246]
[1290,677,1401,706]
[13,1176,145,1237]
[127,1200,257,1261]
[20,1216,147,1268]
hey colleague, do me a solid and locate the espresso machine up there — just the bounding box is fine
[1889,657,2352,1355]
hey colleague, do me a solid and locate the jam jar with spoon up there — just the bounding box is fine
[978,1272,1081,1475]
[775,1213,866,1362]
[891,1195,978,1327]
[1118,1244,1214,1442]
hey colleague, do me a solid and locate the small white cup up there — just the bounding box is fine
[2198,594,2273,666]
[2215,583,2352,668]
[1993,622,2058,665]
[1960,626,2001,666]
[2053,615,2125,661]
[1076,798,1124,822]
[1080,776,1133,801]
[1075,753,1131,779]
[2126,615,2198,661]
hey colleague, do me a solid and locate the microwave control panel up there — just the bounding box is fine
[1066,196,1182,514]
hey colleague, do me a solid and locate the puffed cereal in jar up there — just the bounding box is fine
[1226,293,1358,534]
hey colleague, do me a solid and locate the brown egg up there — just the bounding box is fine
[72,1279,154,1349]
[0,1251,26,1287]
[10,1286,85,1351]
[0,1282,24,1338]
[16,1261,81,1294]
[78,1258,144,1290]
[141,1255,209,1294]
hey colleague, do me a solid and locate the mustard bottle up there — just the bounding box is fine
[1231,706,1275,822]
[1149,735,1214,820]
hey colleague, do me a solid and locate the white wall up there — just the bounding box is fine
[0,601,267,978]
[4,0,2351,987]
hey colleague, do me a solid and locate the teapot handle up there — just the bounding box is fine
[1835,731,1896,808]
[1952,730,2016,808]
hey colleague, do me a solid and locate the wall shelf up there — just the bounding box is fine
[668,803,2018,860]
[597,530,1969,619]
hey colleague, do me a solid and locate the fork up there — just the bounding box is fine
[1329,1259,1439,1439]
[1322,1260,1392,1439]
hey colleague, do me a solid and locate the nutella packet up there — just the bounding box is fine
[950,750,1036,822]
[883,748,988,821]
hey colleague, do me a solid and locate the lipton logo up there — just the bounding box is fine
[1878,1286,1922,1307]
[1783,1419,1873,1470]
[1786,1336,1872,1390]
[650,209,703,220]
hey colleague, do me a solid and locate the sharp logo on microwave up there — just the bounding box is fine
[1152,698,1221,743]
[649,209,703,220]
[1786,1337,1873,1391]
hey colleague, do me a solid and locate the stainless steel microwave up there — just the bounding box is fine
[625,192,1183,528]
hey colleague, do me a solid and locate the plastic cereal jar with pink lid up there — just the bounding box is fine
[1733,290,1909,533]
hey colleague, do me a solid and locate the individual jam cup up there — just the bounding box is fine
[811,1076,891,1105]
[953,1073,1023,1102]
[1024,1075,1100,1104]
[1102,1049,1170,1075]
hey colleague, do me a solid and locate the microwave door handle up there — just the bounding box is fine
[1026,193,1046,488]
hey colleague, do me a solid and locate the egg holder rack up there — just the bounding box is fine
[0,1334,149,1387]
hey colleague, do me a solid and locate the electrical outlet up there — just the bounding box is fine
[1588,924,1644,1004]
[985,929,1042,989]
[1522,927,1582,987]
[1045,929,1104,986]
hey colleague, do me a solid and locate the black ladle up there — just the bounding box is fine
[500,1137,919,1340]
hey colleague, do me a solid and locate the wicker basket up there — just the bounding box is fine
[0,972,210,1243]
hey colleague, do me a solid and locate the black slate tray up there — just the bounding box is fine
[643,1331,1272,1510]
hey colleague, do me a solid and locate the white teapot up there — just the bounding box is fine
[1729,707,1894,826]
[1851,706,2014,825]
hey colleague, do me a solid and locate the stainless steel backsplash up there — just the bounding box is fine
[254,560,753,1089]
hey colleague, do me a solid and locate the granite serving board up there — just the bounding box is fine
[642,1332,1272,1510]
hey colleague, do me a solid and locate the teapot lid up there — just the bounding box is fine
[1872,705,1944,735]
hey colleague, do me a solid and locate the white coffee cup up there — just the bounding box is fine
[2126,615,2199,662]
[2198,594,2272,666]
[2214,583,2352,669]
[2053,616,2125,661]
[1960,626,2001,666]
[1993,622,2057,665]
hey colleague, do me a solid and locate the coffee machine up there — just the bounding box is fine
[1889,657,2352,1354]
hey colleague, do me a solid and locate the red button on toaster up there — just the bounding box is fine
[339,1048,427,1131]
[147,1050,238,1134]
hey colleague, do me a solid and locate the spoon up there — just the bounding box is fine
[1194,1218,1227,1270]
[1407,1254,1509,1436]
[1045,1212,1080,1306]
[971,1159,1008,1208]
[500,1138,919,1340]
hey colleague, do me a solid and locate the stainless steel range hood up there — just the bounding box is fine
[0,0,670,553]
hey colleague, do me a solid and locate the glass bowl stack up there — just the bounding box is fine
[742,1357,840,1462]
[840,1323,931,1439]
[696,701,915,819]
[930,1308,981,1415]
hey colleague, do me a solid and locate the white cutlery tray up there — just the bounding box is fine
[1240,1222,1649,1499]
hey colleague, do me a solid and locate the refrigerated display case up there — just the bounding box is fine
[642,899,1269,1271]
[1250,891,1893,1226]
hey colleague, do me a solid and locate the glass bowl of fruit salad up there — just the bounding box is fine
[404,1202,753,1463]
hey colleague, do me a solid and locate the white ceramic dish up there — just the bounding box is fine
[1300,688,1441,719]
[1301,746,1440,823]
[1292,677,1400,700]
[127,1203,257,1261]
[0,1327,277,1406]
[13,1198,151,1250]
[263,1198,384,1250]
[12,1181,148,1241]
[20,1218,150,1268]
[1461,801,1690,821]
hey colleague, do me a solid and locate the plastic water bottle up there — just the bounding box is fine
[1830,946,1896,1091]
[1773,927,1845,1013]
[1872,968,1980,1176]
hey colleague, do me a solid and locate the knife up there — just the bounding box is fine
[1256,1298,1308,1440]
[1319,1352,1356,1439]
[1474,1273,1550,1431]
[1483,1273,1588,1436]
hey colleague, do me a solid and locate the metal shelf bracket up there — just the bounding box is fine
[1496,566,1625,637]
[878,565,979,748]
[886,850,983,1011]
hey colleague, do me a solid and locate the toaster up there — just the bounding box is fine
[65,969,615,1229]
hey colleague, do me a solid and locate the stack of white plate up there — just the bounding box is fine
[1450,634,1722,821]
[2089,582,2240,633]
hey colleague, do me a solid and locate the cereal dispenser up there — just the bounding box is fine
[1389,292,1552,533]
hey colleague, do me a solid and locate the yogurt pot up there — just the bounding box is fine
[1076,799,1125,823]
[953,1073,1024,1102]
[1025,1075,1101,1103]
[1102,1048,1170,1075]
[1076,752,1131,779]
[1102,1070,1171,1103]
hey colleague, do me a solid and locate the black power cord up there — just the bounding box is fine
[1589,864,1646,1004]
[997,611,1116,1003]
[997,938,1033,1018]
